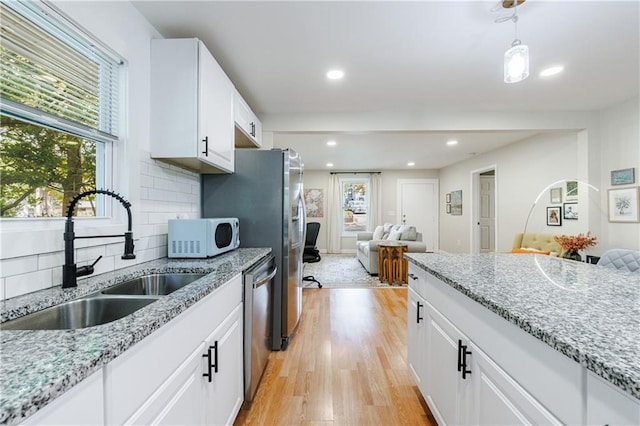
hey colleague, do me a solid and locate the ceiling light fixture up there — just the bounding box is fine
[326,70,344,80]
[326,140,337,146]
[326,162,334,168]
[496,0,529,83]
[539,66,564,77]
[407,162,415,167]
[447,140,458,146]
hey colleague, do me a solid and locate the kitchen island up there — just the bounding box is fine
[0,248,271,425]
[405,252,639,425]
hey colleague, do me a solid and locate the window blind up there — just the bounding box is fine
[0,0,122,142]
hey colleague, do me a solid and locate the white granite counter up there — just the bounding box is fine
[0,248,271,425]
[405,252,640,401]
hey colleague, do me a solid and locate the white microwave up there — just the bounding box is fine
[168,218,239,258]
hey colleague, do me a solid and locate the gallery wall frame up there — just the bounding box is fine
[566,181,578,201]
[608,186,640,223]
[547,206,562,226]
[563,202,578,220]
[550,187,562,204]
[450,190,462,215]
[446,204,451,214]
[611,168,635,186]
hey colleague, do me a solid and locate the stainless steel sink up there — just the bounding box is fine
[0,296,157,330]
[101,273,206,296]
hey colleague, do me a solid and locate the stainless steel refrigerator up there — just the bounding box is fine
[201,148,305,350]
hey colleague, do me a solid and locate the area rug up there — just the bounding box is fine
[302,254,407,289]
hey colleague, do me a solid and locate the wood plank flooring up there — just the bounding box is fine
[234,288,437,425]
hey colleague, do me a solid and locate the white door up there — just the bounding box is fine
[479,176,495,253]
[397,179,438,252]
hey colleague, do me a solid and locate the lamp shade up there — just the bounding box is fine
[504,43,529,83]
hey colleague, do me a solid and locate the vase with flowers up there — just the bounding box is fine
[553,232,598,261]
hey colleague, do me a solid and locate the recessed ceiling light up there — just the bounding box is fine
[326,140,337,146]
[326,70,344,80]
[447,140,458,146]
[407,162,415,167]
[539,66,564,77]
[326,162,334,167]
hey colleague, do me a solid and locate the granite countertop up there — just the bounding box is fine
[405,252,640,401]
[0,248,271,425]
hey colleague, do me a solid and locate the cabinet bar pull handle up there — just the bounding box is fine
[457,339,463,372]
[408,273,418,280]
[416,301,423,323]
[202,136,208,156]
[461,344,472,380]
[202,346,213,382]
[212,341,218,373]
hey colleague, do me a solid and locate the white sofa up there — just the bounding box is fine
[356,224,427,274]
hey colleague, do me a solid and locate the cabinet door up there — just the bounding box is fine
[407,287,427,394]
[204,303,244,426]
[126,343,207,425]
[587,371,640,426]
[198,41,234,172]
[424,301,470,426]
[467,341,560,425]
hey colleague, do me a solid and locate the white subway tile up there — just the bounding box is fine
[0,255,38,278]
[76,245,106,263]
[38,252,64,270]
[5,269,52,298]
[0,278,5,301]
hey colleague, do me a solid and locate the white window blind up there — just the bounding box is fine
[0,0,122,143]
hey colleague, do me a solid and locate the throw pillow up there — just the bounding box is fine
[383,223,393,233]
[401,226,417,241]
[372,225,384,240]
[387,231,402,240]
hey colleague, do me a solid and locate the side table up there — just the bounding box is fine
[377,241,409,285]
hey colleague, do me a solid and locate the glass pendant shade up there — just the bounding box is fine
[504,42,529,83]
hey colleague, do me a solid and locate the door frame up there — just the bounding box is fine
[470,166,498,254]
[396,178,439,252]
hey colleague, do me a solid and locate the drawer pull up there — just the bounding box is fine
[202,342,218,382]
[416,301,423,323]
[408,273,418,280]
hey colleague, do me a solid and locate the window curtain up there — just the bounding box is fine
[326,173,342,253]
[369,173,382,231]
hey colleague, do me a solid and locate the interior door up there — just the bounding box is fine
[397,179,438,252]
[479,176,496,253]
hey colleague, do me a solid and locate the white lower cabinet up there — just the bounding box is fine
[586,371,640,426]
[407,287,427,395]
[21,370,103,426]
[204,304,244,425]
[105,274,243,426]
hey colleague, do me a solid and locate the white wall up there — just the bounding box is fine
[303,169,438,253]
[597,97,640,252]
[0,1,200,300]
[438,97,640,255]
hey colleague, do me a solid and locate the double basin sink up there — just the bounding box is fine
[0,273,206,331]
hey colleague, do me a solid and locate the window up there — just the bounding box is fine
[341,178,369,233]
[0,1,122,218]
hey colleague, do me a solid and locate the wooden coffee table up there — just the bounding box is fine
[377,241,409,285]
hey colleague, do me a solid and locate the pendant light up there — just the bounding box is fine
[497,0,529,83]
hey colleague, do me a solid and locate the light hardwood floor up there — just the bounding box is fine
[235,288,437,425]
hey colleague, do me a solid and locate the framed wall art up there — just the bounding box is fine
[304,188,324,218]
[608,187,640,223]
[566,181,578,201]
[563,202,578,220]
[550,187,562,204]
[450,190,462,215]
[445,193,451,203]
[611,168,635,186]
[546,206,562,226]
[446,204,451,214]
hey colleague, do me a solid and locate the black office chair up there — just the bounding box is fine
[302,222,322,288]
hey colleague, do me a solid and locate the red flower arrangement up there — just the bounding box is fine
[553,232,598,252]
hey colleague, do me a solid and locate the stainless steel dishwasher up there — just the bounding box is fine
[243,254,277,403]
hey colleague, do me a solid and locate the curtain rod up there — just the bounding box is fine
[329,171,381,175]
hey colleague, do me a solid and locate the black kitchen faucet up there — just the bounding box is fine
[62,189,136,288]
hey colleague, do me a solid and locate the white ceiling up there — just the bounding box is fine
[132,0,640,170]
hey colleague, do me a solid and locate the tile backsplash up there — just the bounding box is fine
[0,152,200,300]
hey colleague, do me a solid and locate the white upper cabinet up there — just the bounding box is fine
[233,89,262,148]
[151,38,234,173]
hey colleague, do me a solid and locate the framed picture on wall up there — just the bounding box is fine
[563,202,578,220]
[566,181,578,201]
[550,187,562,204]
[611,168,635,186]
[450,190,462,215]
[547,206,562,226]
[446,204,451,214]
[608,187,640,222]
[445,193,451,203]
